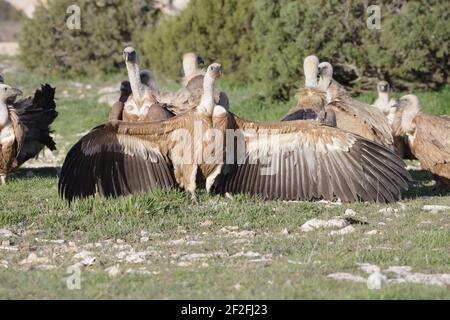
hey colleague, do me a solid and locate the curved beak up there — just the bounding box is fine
[123,50,137,63]
[12,88,23,97]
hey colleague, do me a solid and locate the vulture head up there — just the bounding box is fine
[123,47,138,64]
[0,74,4,83]
[303,55,320,88]
[318,62,333,92]
[207,63,223,79]
[0,84,23,105]
[389,94,420,136]
[377,81,390,94]
[183,52,205,77]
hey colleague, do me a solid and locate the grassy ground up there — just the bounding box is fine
[0,55,449,299]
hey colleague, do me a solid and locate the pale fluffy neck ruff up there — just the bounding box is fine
[317,62,333,92]
[198,73,216,115]
[400,98,420,135]
[126,61,144,102]
[374,92,390,115]
[0,101,11,128]
[304,56,319,88]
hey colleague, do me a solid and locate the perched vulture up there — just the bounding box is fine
[317,62,394,150]
[165,52,229,114]
[108,47,174,122]
[182,52,205,86]
[371,81,414,159]
[389,95,450,190]
[282,56,336,127]
[0,83,57,184]
[372,81,397,116]
[59,63,411,203]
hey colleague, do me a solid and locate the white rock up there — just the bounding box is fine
[0,260,9,268]
[180,251,228,261]
[0,229,14,238]
[367,271,388,290]
[300,218,348,232]
[329,225,355,236]
[20,253,50,265]
[105,265,121,277]
[344,209,358,216]
[378,207,398,214]
[366,229,378,235]
[124,252,147,264]
[231,251,262,258]
[140,236,149,243]
[327,273,366,283]
[357,263,381,274]
[385,266,450,287]
[73,250,94,260]
[422,205,450,213]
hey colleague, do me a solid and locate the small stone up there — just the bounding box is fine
[1,240,10,247]
[20,253,50,265]
[344,209,358,216]
[422,205,450,213]
[140,236,149,243]
[0,229,14,238]
[329,225,355,236]
[300,218,349,232]
[367,271,388,290]
[366,229,378,235]
[105,265,121,277]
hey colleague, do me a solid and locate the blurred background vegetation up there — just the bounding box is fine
[6,0,450,101]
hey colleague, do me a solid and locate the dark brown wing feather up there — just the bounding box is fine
[217,114,410,203]
[58,123,176,202]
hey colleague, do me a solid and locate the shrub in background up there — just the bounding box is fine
[19,0,159,75]
[251,0,450,100]
[139,0,256,81]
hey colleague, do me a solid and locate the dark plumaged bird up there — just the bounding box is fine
[0,83,57,184]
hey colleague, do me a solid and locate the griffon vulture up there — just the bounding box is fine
[109,47,174,122]
[59,63,410,203]
[389,95,450,190]
[282,56,336,127]
[167,52,229,114]
[373,81,397,116]
[317,62,394,150]
[0,83,57,184]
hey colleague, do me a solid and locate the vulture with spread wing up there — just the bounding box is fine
[0,83,57,184]
[390,95,450,190]
[59,63,410,203]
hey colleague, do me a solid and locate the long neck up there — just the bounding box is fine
[126,61,143,102]
[198,74,215,115]
[0,101,10,128]
[377,91,389,103]
[183,60,196,78]
[318,74,331,92]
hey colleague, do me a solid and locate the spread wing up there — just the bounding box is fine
[217,114,410,202]
[328,97,394,149]
[13,84,58,166]
[413,113,450,178]
[58,114,190,201]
